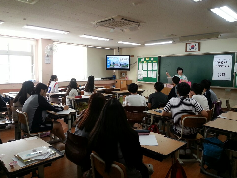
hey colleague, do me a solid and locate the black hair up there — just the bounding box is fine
[69,78,78,89]
[35,83,48,94]
[47,75,57,87]
[85,76,94,92]
[177,67,183,73]
[172,76,180,85]
[177,82,190,96]
[89,98,138,172]
[201,79,211,90]
[154,82,164,92]
[13,81,34,105]
[128,83,138,93]
[191,83,204,95]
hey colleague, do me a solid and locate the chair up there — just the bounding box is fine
[124,106,147,128]
[65,131,88,178]
[176,115,207,163]
[206,108,214,122]
[90,151,127,178]
[104,88,114,94]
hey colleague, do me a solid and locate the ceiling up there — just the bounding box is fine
[1,0,237,48]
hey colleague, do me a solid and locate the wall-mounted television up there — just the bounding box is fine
[106,55,130,71]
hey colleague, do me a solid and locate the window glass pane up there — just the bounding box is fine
[53,45,87,81]
[8,42,31,52]
[9,55,32,83]
[0,55,9,83]
[0,42,8,51]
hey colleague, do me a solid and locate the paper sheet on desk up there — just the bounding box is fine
[56,110,71,115]
[139,135,158,146]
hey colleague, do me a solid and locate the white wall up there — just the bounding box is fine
[87,48,114,78]
[121,38,237,106]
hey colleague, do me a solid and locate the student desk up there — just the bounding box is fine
[0,137,63,178]
[220,111,237,120]
[112,89,145,99]
[141,132,186,162]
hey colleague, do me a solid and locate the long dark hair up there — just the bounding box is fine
[85,76,94,92]
[47,75,57,87]
[13,81,34,105]
[89,98,138,171]
[78,93,105,132]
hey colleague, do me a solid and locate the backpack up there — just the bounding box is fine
[165,160,187,178]
[148,124,159,133]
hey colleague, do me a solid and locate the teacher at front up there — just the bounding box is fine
[166,67,188,81]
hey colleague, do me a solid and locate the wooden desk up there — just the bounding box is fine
[47,92,66,97]
[220,111,237,121]
[0,137,63,178]
[141,132,186,161]
[112,89,145,98]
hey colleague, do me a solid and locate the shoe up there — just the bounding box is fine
[186,149,192,155]
[179,149,185,155]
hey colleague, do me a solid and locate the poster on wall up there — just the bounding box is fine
[212,55,232,81]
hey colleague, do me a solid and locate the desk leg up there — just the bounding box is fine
[38,165,44,178]
[15,122,21,140]
[68,115,72,131]
[72,99,75,109]
[159,120,162,131]
[150,115,154,125]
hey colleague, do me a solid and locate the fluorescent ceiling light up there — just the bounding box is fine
[145,41,173,46]
[211,6,237,22]
[193,0,202,2]
[96,47,102,48]
[0,21,4,24]
[105,48,110,49]
[80,34,110,41]
[23,25,69,34]
[118,41,141,46]
[88,46,94,47]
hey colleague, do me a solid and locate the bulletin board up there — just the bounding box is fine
[137,57,159,82]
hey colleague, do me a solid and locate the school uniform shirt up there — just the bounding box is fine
[66,88,78,106]
[148,92,168,109]
[168,86,178,100]
[48,81,59,93]
[163,97,203,135]
[22,94,63,131]
[203,89,217,109]
[192,95,209,111]
[175,74,188,81]
[210,89,218,103]
[125,94,147,106]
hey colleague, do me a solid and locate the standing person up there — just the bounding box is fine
[168,76,180,100]
[125,83,146,106]
[22,83,67,143]
[148,82,168,109]
[201,79,218,109]
[166,67,188,81]
[12,81,35,122]
[47,75,59,93]
[89,99,151,178]
[189,83,209,111]
[84,76,94,96]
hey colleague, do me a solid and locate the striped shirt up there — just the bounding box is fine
[163,97,203,135]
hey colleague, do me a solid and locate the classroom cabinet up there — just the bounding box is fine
[115,79,132,90]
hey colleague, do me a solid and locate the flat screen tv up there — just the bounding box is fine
[106,55,130,71]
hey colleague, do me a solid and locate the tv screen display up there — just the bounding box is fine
[106,55,130,71]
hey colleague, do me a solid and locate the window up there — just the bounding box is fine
[53,44,87,81]
[0,38,35,83]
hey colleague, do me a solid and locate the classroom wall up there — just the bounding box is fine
[121,38,237,107]
[87,48,114,78]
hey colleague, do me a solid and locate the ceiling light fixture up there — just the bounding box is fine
[211,6,237,22]
[193,0,202,2]
[16,0,39,4]
[96,47,102,48]
[105,48,110,49]
[80,34,110,41]
[118,41,141,45]
[145,41,173,46]
[88,46,94,47]
[0,21,4,25]
[23,25,69,34]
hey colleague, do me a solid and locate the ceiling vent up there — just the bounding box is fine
[179,33,221,42]
[16,0,39,4]
[94,15,141,32]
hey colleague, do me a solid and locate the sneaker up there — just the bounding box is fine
[179,149,185,155]
[186,149,192,155]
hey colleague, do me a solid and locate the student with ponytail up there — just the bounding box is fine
[47,75,59,93]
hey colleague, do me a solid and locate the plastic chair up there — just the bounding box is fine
[90,151,127,178]
[124,106,147,128]
[176,115,207,163]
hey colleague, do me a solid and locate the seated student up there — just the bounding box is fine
[84,76,94,96]
[74,93,106,138]
[0,94,6,112]
[125,83,146,106]
[12,81,35,121]
[66,79,79,106]
[148,82,168,109]
[201,79,218,109]
[89,98,151,178]
[168,76,180,100]
[162,82,208,154]
[22,83,67,143]
[47,75,59,93]
[189,83,209,111]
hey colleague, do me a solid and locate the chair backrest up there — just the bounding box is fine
[65,131,88,166]
[124,106,147,123]
[90,151,127,178]
[206,108,214,122]
[16,109,31,135]
[181,115,207,128]
[104,88,114,94]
